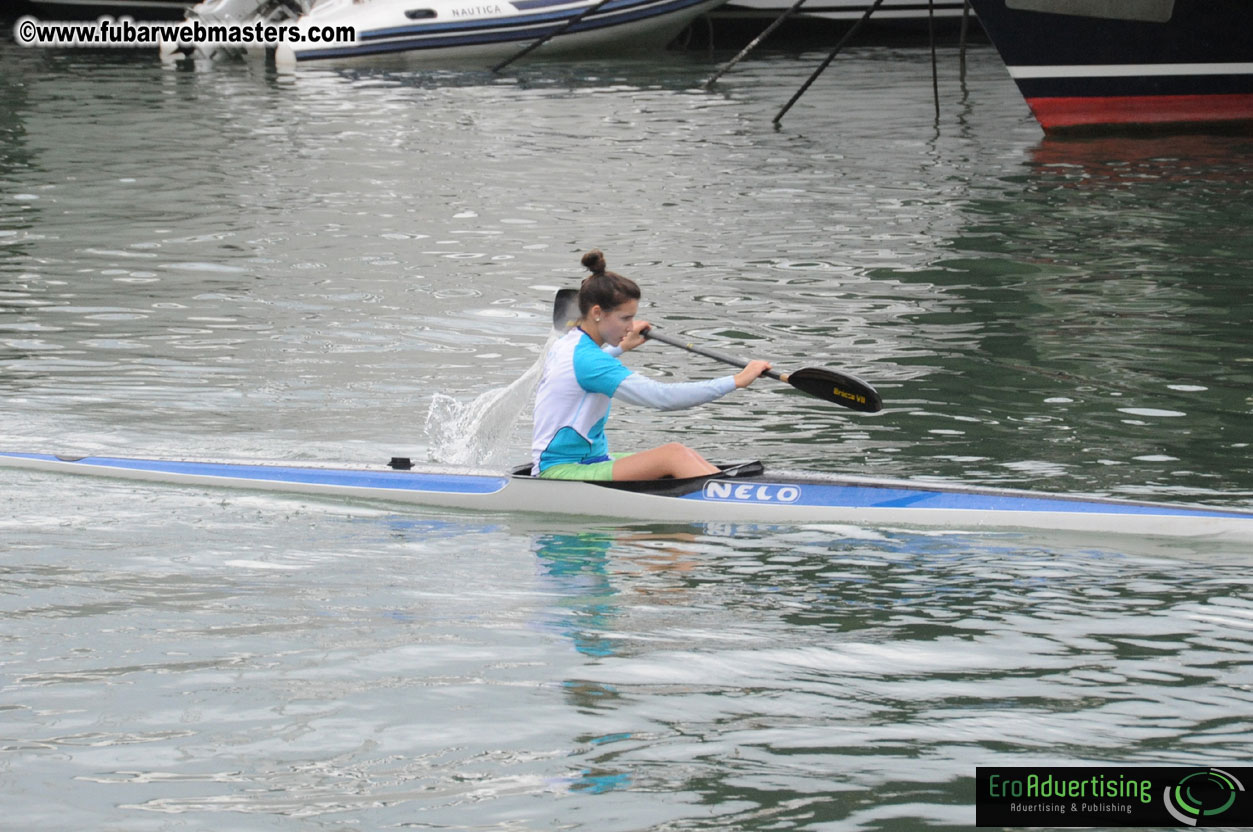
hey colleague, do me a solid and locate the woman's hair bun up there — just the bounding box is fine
[581,249,606,275]
[574,249,639,315]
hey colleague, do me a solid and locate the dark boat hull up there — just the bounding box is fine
[967,0,1253,133]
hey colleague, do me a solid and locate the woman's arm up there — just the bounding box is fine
[614,373,737,412]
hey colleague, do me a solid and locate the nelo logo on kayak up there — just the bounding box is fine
[702,481,801,503]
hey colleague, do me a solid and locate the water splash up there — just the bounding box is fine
[424,335,554,468]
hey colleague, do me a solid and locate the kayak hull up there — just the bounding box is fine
[2,452,1251,544]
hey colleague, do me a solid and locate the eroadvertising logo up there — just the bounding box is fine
[976,766,1251,827]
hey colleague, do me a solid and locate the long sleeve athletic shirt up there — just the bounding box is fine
[531,327,736,475]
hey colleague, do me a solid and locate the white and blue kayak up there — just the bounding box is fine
[2,451,1252,544]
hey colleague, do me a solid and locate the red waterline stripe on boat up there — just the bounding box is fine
[1026,93,1253,131]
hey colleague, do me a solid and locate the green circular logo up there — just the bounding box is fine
[1164,768,1244,826]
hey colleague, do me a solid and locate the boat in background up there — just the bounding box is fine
[2,451,1252,546]
[966,0,1253,134]
[161,0,728,67]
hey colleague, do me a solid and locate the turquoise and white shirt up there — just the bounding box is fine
[531,327,736,475]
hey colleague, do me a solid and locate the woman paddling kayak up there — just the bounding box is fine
[531,250,771,481]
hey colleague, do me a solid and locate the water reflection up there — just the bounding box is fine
[535,531,619,658]
[1029,133,1253,189]
[533,528,702,660]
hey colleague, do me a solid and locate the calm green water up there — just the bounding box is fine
[1,31,1251,831]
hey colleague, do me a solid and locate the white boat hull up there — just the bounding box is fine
[165,0,727,65]
[3,452,1251,546]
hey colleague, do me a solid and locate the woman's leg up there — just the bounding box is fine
[611,442,720,481]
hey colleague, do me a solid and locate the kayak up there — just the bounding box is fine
[3,451,1251,545]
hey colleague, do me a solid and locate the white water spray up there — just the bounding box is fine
[423,334,555,468]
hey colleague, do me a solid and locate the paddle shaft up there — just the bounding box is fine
[642,328,789,382]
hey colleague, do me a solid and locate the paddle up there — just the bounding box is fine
[551,289,883,413]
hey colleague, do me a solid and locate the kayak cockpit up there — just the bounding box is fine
[506,460,765,497]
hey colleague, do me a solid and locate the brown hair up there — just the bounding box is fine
[578,249,640,316]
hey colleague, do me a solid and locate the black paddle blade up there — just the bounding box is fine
[786,367,883,413]
[552,289,580,333]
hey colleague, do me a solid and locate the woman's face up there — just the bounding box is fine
[594,298,639,346]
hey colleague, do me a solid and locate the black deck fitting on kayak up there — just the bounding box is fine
[389,457,413,470]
